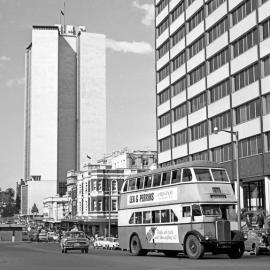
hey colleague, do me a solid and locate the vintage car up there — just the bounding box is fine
[106,237,120,250]
[38,230,48,242]
[242,211,270,255]
[60,231,90,254]
[93,236,105,249]
[47,231,59,242]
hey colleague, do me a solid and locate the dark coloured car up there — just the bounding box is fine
[60,231,90,254]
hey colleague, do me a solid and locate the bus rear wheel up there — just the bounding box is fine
[185,234,204,259]
[130,235,146,256]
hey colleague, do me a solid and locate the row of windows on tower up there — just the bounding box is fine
[157,6,270,66]
[158,93,270,140]
[156,0,264,38]
[156,0,225,17]
[157,24,270,85]
[158,55,270,110]
[78,198,118,212]
[159,132,270,164]
[159,94,270,151]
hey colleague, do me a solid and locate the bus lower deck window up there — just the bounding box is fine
[135,212,142,224]
[183,206,191,217]
[161,209,170,223]
[152,210,160,223]
[143,211,151,223]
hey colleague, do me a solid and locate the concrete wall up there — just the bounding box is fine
[27,180,57,215]
[57,35,77,194]
[30,27,59,181]
[78,32,106,167]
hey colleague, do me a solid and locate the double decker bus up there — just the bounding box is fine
[118,161,245,259]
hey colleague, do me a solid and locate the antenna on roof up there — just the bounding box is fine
[60,2,66,26]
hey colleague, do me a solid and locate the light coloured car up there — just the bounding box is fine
[60,231,89,254]
[48,232,59,242]
[38,231,48,242]
[93,236,105,249]
[106,237,120,250]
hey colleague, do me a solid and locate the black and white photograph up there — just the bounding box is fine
[0,0,270,269]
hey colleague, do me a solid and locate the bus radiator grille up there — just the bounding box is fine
[216,220,231,242]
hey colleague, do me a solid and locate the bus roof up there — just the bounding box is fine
[125,160,223,179]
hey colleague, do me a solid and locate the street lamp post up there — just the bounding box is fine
[214,127,241,231]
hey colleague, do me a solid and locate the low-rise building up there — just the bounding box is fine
[75,163,144,237]
[43,195,69,227]
[98,149,157,170]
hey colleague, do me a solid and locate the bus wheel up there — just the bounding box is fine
[130,235,145,256]
[185,235,204,259]
[228,242,245,259]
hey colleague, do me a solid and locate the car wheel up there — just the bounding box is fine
[64,248,67,254]
[81,249,84,253]
[61,249,64,253]
[185,234,204,259]
[228,242,245,259]
[85,248,88,254]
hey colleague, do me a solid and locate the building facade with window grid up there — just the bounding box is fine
[75,164,144,237]
[155,0,270,213]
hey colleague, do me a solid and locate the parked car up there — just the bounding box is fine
[106,237,120,250]
[242,211,270,255]
[38,231,48,242]
[93,236,105,249]
[60,231,89,254]
[48,232,59,242]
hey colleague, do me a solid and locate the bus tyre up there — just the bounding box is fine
[185,234,204,259]
[130,235,146,256]
[228,242,245,259]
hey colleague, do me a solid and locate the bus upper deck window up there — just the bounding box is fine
[194,168,212,181]
[211,169,229,182]
[144,176,152,188]
[136,177,144,189]
[171,169,181,184]
[153,174,161,187]
[128,179,137,191]
[182,169,192,182]
[123,181,128,192]
[161,172,171,185]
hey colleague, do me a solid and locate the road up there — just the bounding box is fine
[0,242,270,270]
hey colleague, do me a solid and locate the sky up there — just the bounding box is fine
[0,0,156,190]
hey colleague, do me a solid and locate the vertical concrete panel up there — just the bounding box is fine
[58,36,77,194]
[30,28,59,180]
[79,33,106,167]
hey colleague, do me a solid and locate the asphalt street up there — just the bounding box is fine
[0,242,270,270]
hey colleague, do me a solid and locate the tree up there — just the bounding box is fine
[31,203,39,216]
[5,188,15,200]
[1,203,16,217]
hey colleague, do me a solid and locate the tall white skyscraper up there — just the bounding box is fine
[24,25,106,197]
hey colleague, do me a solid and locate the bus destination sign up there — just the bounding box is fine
[127,187,177,206]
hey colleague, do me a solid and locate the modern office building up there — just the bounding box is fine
[155,0,270,213]
[24,24,106,197]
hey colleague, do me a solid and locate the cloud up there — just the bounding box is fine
[0,56,11,62]
[6,77,25,88]
[106,39,153,54]
[132,1,154,26]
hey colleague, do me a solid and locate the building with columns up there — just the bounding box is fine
[155,0,270,213]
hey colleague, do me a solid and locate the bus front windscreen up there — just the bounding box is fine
[201,205,222,216]
[211,169,229,182]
